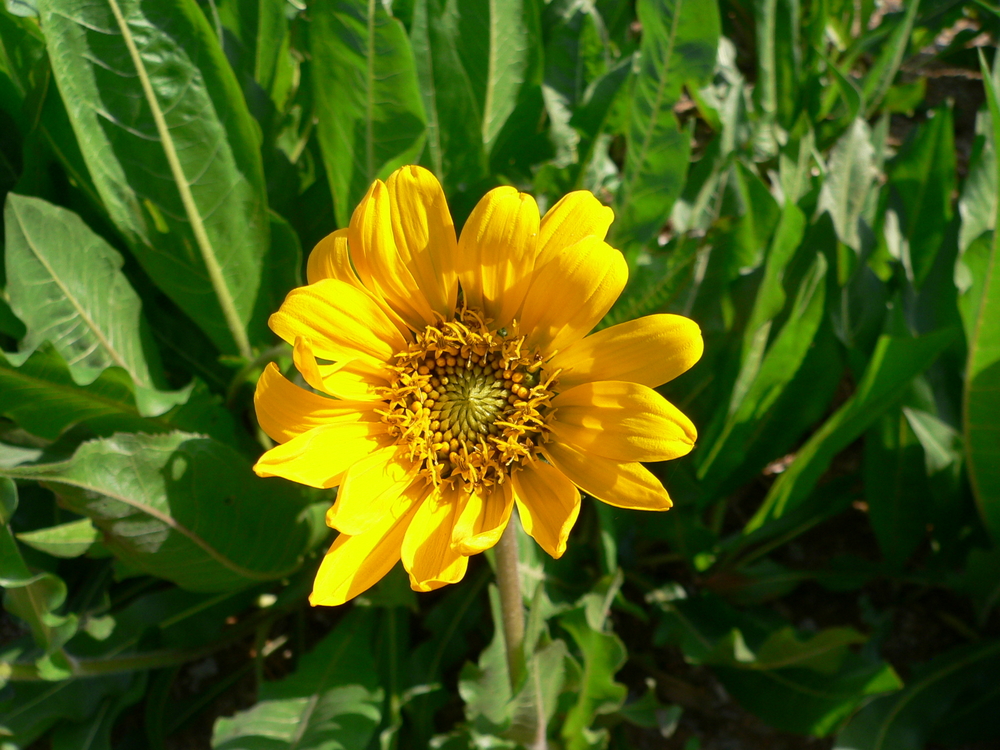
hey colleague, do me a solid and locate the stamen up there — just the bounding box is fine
[376,307,557,490]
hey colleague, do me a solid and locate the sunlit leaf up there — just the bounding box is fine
[747,329,957,530]
[0,344,235,445]
[614,0,719,247]
[958,53,1000,544]
[37,0,270,355]
[212,610,383,750]
[4,194,162,388]
[0,477,78,654]
[884,103,955,287]
[0,432,311,591]
[310,0,427,226]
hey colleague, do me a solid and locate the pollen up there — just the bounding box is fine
[377,307,558,490]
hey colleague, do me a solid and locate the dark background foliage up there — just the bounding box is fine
[1,0,999,748]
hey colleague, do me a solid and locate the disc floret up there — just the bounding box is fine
[378,308,558,490]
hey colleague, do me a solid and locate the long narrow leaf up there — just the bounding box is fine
[311,0,427,226]
[37,0,269,356]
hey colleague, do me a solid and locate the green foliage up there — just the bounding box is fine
[0,432,313,591]
[35,0,270,356]
[310,0,428,226]
[212,610,384,749]
[1,0,999,747]
[616,0,719,248]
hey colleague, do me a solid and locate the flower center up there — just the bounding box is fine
[377,308,557,490]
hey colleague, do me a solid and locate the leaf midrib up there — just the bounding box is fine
[871,640,1000,749]
[622,0,685,208]
[2,462,296,582]
[481,0,500,145]
[103,0,253,359]
[963,53,1000,515]
[0,357,166,426]
[11,199,133,376]
[286,616,363,750]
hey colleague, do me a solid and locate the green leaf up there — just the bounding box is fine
[0,8,101,210]
[212,610,383,750]
[37,0,270,356]
[0,432,310,591]
[655,594,902,737]
[454,0,538,156]
[903,406,962,476]
[656,594,864,674]
[310,0,427,226]
[959,52,1000,544]
[248,210,304,340]
[718,655,902,737]
[570,56,632,189]
[747,329,957,530]
[834,639,1000,750]
[0,344,236,445]
[861,0,920,117]
[217,0,295,108]
[50,671,146,750]
[958,110,997,253]
[615,688,681,735]
[601,234,700,327]
[0,674,133,747]
[457,580,570,745]
[559,605,627,750]
[884,103,955,287]
[459,586,514,735]
[411,0,490,194]
[817,117,878,254]
[615,0,719,247]
[752,627,867,675]
[0,296,26,340]
[698,247,827,491]
[958,544,1000,626]
[540,1,607,170]
[506,638,569,747]
[16,517,99,558]
[4,194,162,387]
[863,407,932,568]
[0,478,78,654]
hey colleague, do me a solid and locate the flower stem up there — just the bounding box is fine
[495,520,525,688]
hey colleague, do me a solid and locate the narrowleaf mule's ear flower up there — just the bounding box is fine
[253,166,704,606]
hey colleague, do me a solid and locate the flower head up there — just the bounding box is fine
[253,166,703,605]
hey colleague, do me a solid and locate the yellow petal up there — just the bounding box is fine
[309,492,420,606]
[327,445,420,535]
[254,362,372,443]
[253,420,389,489]
[519,235,627,353]
[550,381,696,462]
[306,228,363,287]
[550,314,704,390]
[401,484,470,592]
[386,165,459,318]
[305,228,413,334]
[451,481,514,555]
[543,441,673,511]
[457,186,540,328]
[512,461,581,559]
[293,337,387,401]
[536,191,614,269]
[269,278,408,364]
[349,179,436,330]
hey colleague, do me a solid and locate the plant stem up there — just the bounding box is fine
[495,520,525,689]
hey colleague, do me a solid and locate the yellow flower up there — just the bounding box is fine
[253,166,703,606]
